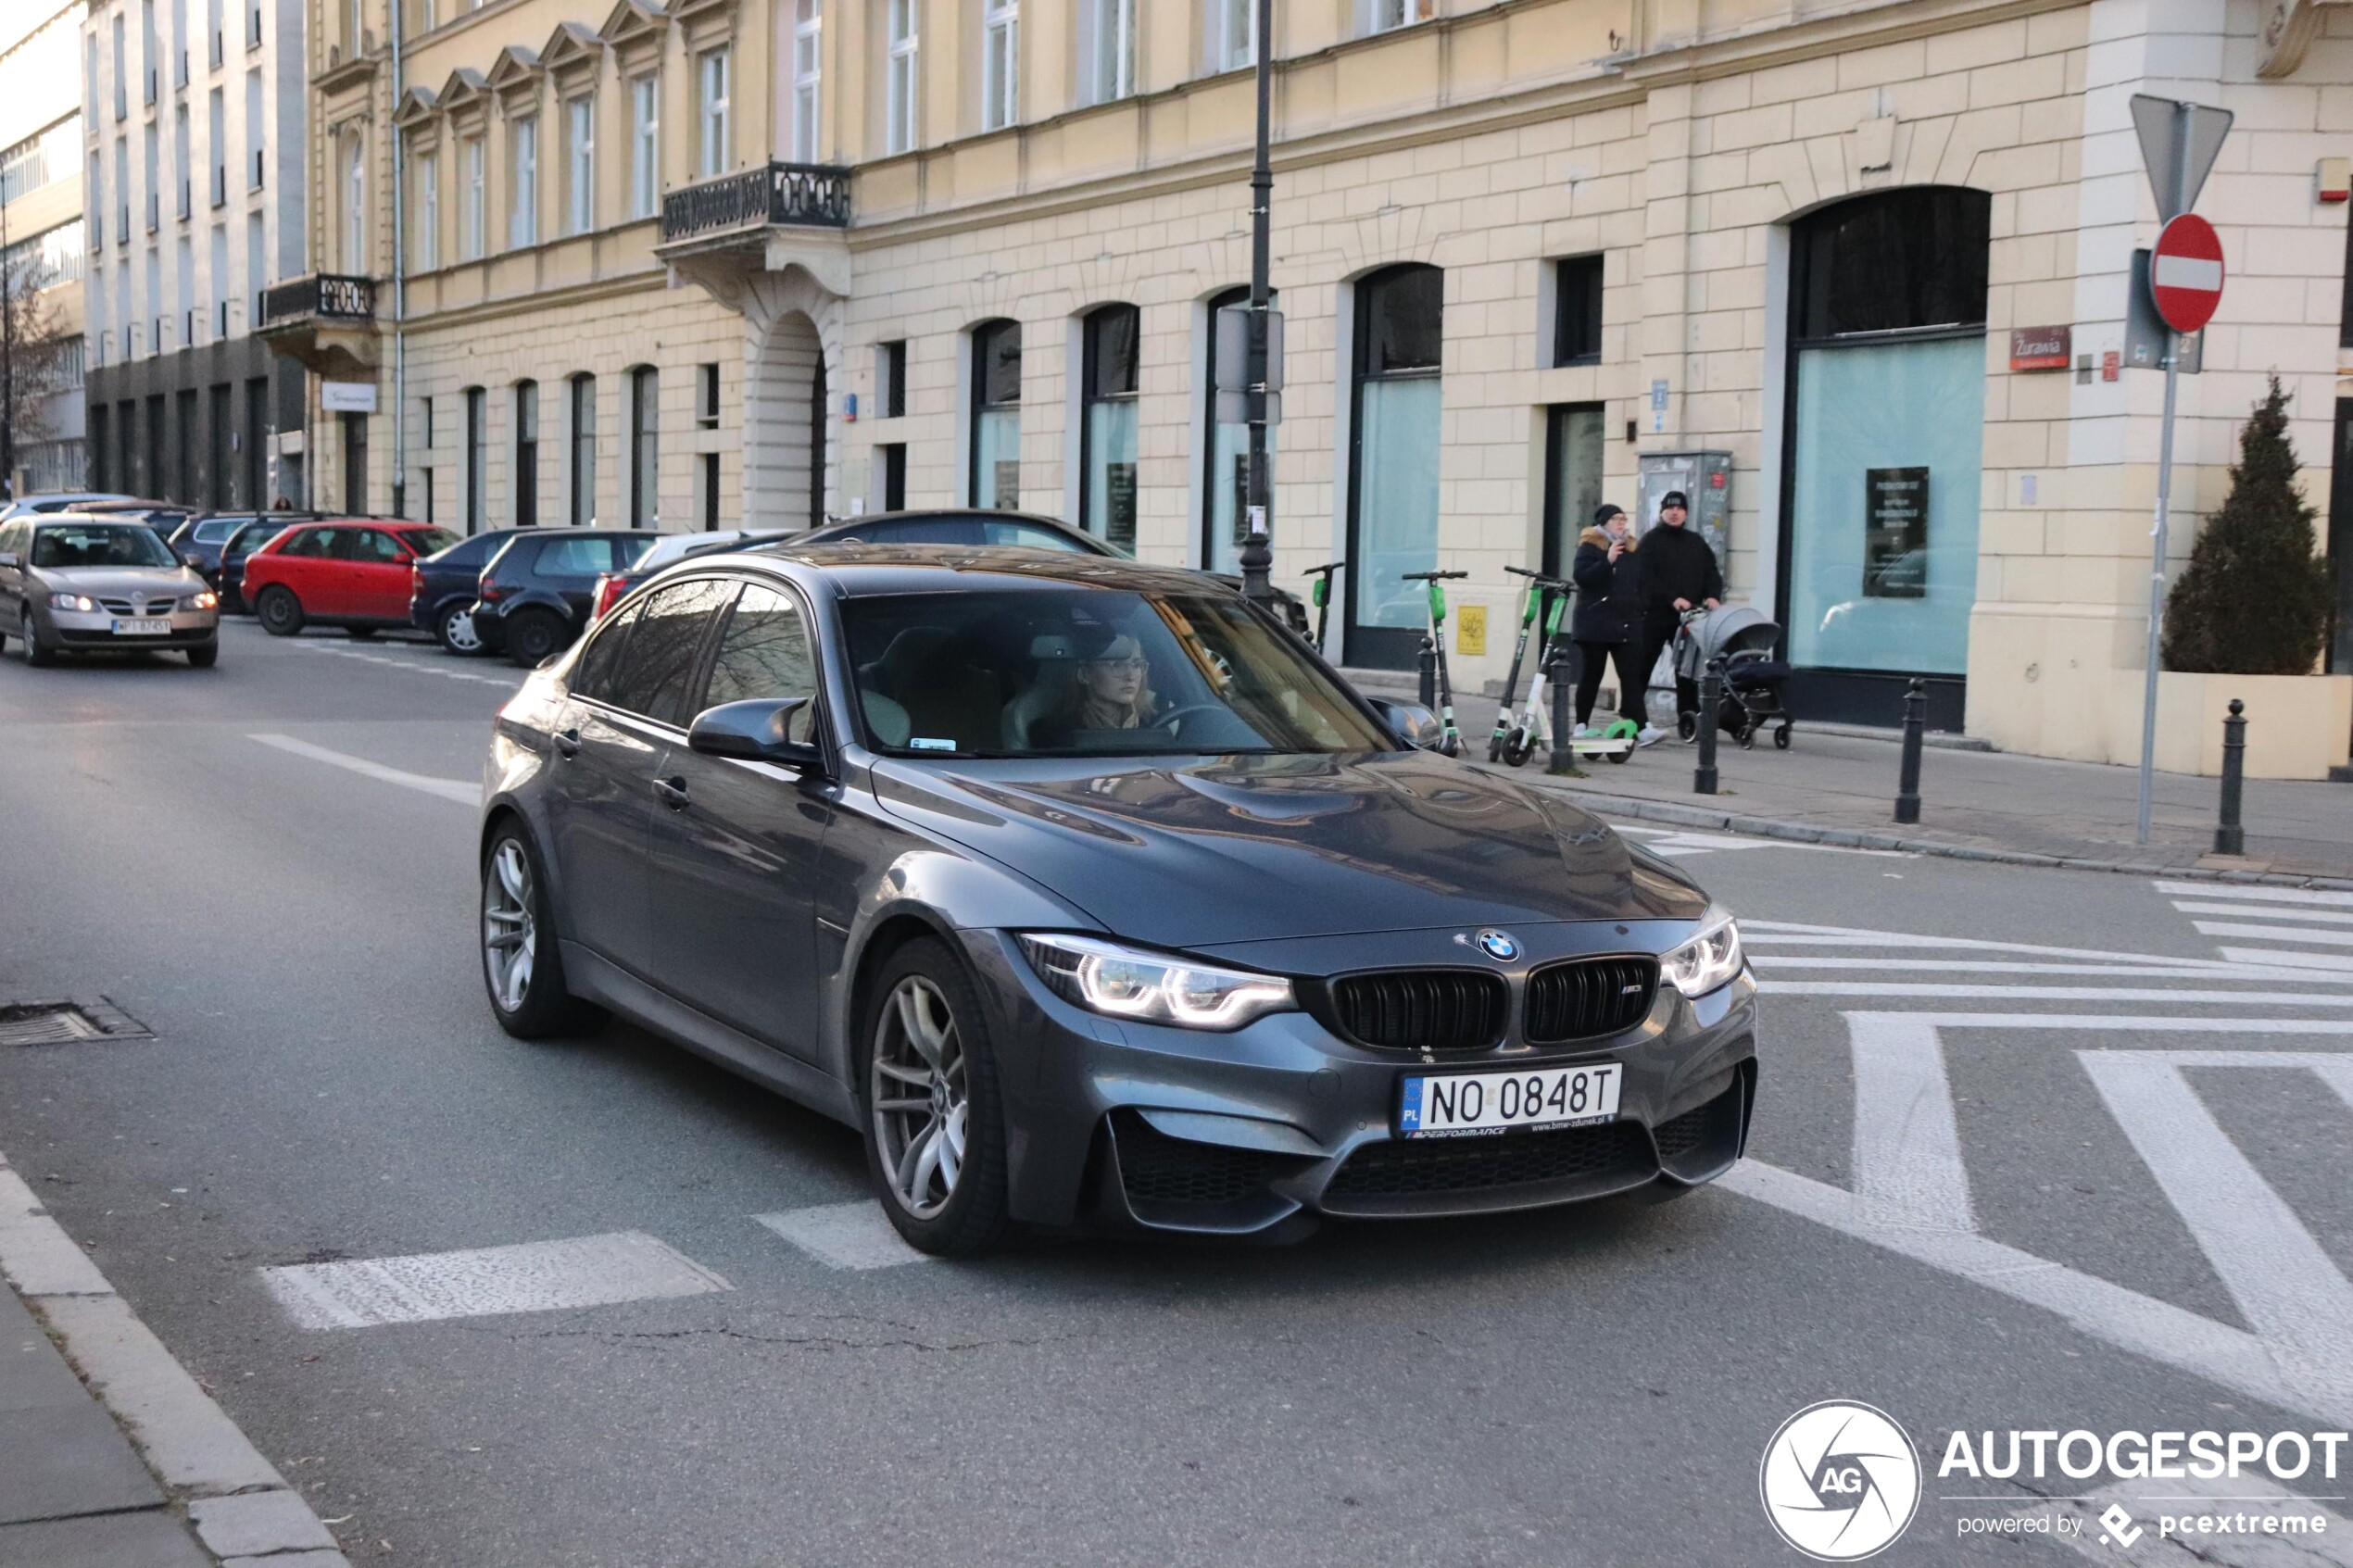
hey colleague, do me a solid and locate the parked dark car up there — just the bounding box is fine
[586,530,793,626]
[799,509,1313,634]
[78,500,203,540]
[478,545,1755,1257]
[409,528,528,654]
[473,529,660,667]
[216,519,298,614]
[168,514,272,584]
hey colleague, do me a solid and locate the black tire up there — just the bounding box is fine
[861,936,1012,1258]
[434,602,486,656]
[256,585,305,636]
[20,608,56,667]
[1606,742,1631,763]
[186,642,219,668]
[479,822,606,1040]
[346,626,378,641]
[1774,724,1792,751]
[1675,710,1697,743]
[1737,723,1755,750]
[1503,733,1535,769]
[504,608,568,669]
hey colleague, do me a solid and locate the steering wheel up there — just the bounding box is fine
[1152,702,1228,737]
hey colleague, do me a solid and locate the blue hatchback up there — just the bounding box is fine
[410,529,528,654]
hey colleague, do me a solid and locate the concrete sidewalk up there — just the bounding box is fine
[1345,667,2353,883]
[0,1151,347,1568]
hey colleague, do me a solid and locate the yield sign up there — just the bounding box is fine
[2151,214,2225,333]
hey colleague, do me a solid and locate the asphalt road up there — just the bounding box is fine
[2,619,2348,1567]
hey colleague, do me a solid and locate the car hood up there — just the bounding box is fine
[34,565,203,596]
[867,749,1707,947]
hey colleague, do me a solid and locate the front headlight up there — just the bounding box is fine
[47,592,99,613]
[189,590,219,610]
[1017,933,1295,1031]
[1661,909,1744,998]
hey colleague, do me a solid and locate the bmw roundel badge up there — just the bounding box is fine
[1475,929,1521,962]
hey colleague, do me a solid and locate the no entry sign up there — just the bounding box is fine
[2150,214,2224,333]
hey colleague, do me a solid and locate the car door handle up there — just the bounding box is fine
[653,776,690,810]
[551,728,581,759]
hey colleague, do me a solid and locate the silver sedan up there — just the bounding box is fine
[0,516,221,667]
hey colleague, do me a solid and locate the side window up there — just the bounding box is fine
[570,598,642,703]
[535,536,611,577]
[600,578,732,726]
[358,529,409,563]
[283,527,333,558]
[700,583,819,742]
[323,530,369,561]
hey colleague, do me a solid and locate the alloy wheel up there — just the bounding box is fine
[482,838,537,1013]
[870,976,970,1220]
[440,607,483,654]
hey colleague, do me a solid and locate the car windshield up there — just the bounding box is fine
[31,524,180,570]
[400,527,461,556]
[840,586,1389,759]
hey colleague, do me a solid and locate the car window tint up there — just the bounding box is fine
[401,527,459,556]
[701,584,819,743]
[535,537,613,577]
[570,598,642,703]
[599,578,731,726]
[614,535,658,568]
[989,521,1091,552]
[357,530,409,564]
[195,520,243,544]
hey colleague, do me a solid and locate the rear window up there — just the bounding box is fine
[399,527,460,556]
[194,519,248,544]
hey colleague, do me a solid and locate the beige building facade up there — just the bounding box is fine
[281,0,2353,767]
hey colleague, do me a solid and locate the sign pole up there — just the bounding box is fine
[2135,99,2196,845]
[1238,0,1276,606]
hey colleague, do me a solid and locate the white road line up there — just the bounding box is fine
[2157,880,2353,908]
[2171,900,2353,927]
[2078,1051,2353,1410]
[1761,982,2353,1006]
[1848,1014,1976,1234]
[1745,928,2255,970]
[2194,922,2353,948]
[2219,947,2353,973]
[1617,828,1905,859]
[296,641,519,687]
[754,1202,930,1271]
[249,733,475,804]
[259,1231,730,1329]
[1845,1011,2353,1034]
[1751,957,2353,984]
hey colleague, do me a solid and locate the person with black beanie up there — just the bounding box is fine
[1634,490,1723,738]
[1570,504,1649,733]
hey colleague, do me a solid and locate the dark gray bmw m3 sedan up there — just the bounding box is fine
[479,544,1755,1256]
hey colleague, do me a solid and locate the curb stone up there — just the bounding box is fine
[1523,780,2353,891]
[0,1150,352,1568]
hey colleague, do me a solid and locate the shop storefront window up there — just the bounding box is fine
[1348,264,1442,668]
[1081,305,1139,551]
[971,320,1021,509]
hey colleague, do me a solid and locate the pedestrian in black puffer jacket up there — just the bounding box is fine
[1632,491,1723,731]
[1570,505,1649,730]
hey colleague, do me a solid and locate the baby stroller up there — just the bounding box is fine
[1672,605,1793,750]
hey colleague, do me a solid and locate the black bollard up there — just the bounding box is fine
[1546,639,1577,776]
[2214,698,2246,856]
[1894,677,1927,824]
[1417,636,1437,711]
[1693,656,1722,795]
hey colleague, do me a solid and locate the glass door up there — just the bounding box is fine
[1541,404,1605,578]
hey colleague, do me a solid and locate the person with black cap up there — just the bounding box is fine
[1635,490,1723,740]
[1570,503,1648,734]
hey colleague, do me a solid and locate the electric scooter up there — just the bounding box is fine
[1497,572,1637,767]
[1302,561,1344,654]
[1488,567,1558,761]
[1401,569,1469,758]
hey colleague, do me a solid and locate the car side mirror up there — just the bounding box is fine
[1366,696,1446,750]
[688,696,824,771]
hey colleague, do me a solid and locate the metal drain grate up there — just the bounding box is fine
[0,999,153,1046]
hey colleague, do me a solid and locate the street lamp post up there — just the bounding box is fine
[1238,0,1275,605]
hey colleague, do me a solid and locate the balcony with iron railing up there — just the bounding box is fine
[658,160,849,246]
[257,272,378,377]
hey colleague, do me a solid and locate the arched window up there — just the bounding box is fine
[970,320,1020,509]
[568,372,596,525]
[1346,263,1442,668]
[1201,285,1277,574]
[513,379,539,527]
[1781,186,1991,721]
[628,365,659,526]
[1080,304,1139,549]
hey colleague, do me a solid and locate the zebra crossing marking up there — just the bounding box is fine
[754,1201,930,1271]
[260,1231,731,1330]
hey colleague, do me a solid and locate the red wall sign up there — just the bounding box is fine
[2009,325,2073,371]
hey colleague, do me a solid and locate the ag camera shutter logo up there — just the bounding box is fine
[1760,1400,1922,1561]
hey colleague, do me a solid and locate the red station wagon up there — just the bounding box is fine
[242,521,460,638]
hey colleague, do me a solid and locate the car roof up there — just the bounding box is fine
[719,540,1242,599]
[799,508,1110,546]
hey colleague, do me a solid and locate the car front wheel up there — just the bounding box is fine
[480,824,605,1039]
[256,585,305,636]
[863,938,1011,1257]
[186,643,219,668]
[20,608,55,667]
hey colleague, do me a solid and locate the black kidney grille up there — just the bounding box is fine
[1331,971,1506,1051]
[1524,957,1657,1045]
[1325,1122,1654,1198]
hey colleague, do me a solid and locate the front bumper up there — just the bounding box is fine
[958,929,1757,1237]
[45,608,220,649]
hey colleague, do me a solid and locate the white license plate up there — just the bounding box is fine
[1397,1063,1622,1138]
[112,618,172,635]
